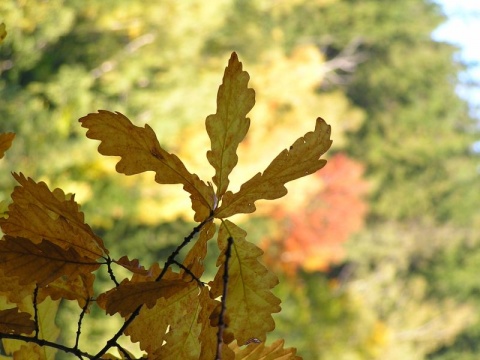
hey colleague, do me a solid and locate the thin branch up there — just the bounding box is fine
[93,214,213,359]
[116,343,133,360]
[172,259,205,286]
[106,256,120,287]
[0,333,94,359]
[215,236,234,360]
[33,285,39,338]
[75,298,91,350]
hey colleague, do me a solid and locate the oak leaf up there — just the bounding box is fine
[38,273,95,309]
[230,339,301,360]
[196,287,234,360]
[0,173,107,259]
[209,221,281,345]
[124,282,199,356]
[215,118,332,218]
[114,255,150,276]
[0,269,36,306]
[206,52,255,198]
[99,277,191,317]
[153,284,203,359]
[79,111,215,221]
[0,308,34,335]
[182,221,216,279]
[0,236,100,287]
[0,132,14,159]
[2,298,60,360]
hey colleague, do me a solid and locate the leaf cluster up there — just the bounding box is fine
[0,53,331,359]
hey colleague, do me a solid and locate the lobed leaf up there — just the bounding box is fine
[153,285,203,359]
[114,255,150,276]
[79,111,215,221]
[215,118,332,218]
[209,221,281,345]
[0,237,100,287]
[38,273,95,309]
[99,278,191,317]
[230,339,302,360]
[206,52,255,198]
[196,287,234,360]
[0,173,107,259]
[182,221,216,279]
[124,282,199,356]
[0,308,34,335]
[0,132,15,159]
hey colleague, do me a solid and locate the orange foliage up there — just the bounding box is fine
[0,52,330,359]
[262,153,369,272]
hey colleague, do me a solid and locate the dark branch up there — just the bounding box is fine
[93,214,213,359]
[215,236,234,360]
[172,259,205,286]
[0,333,94,359]
[33,285,39,338]
[106,256,120,287]
[75,298,91,350]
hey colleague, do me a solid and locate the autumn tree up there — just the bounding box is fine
[0,51,332,359]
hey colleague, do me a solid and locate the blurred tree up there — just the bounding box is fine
[1,0,479,359]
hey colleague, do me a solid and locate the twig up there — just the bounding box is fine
[215,236,234,360]
[106,256,120,286]
[172,259,205,286]
[93,214,213,359]
[33,285,39,338]
[75,298,91,350]
[0,333,94,359]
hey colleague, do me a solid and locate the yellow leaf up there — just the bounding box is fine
[230,339,302,360]
[0,173,107,259]
[2,298,60,360]
[79,111,215,221]
[196,287,234,360]
[153,285,203,359]
[99,277,191,317]
[38,273,95,309]
[0,23,6,44]
[0,269,36,306]
[182,221,216,279]
[0,133,14,159]
[125,282,199,356]
[0,308,34,335]
[114,256,150,276]
[0,237,100,287]
[206,52,255,198]
[215,118,331,218]
[209,221,281,345]
[35,298,60,360]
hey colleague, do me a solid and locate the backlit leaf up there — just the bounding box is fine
[100,278,190,317]
[197,287,232,360]
[38,273,95,309]
[0,268,36,306]
[125,282,199,356]
[206,52,255,198]
[230,339,301,360]
[0,23,6,44]
[0,133,14,159]
[0,237,100,287]
[182,221,216,279]
[0,173,107,259]
[0,308,34,335]
[79,111,215,221]
[153,284,202,359]
[114,255,150,276]
[215,118,332,218]
[209,221,281,345]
